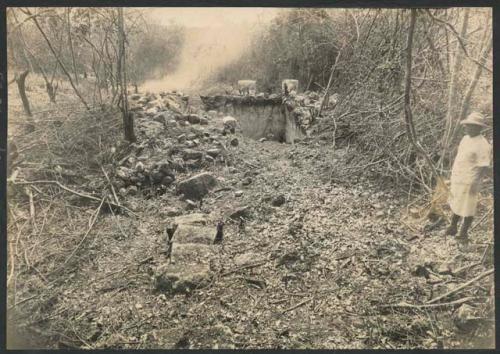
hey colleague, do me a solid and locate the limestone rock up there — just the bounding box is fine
[230,138,239,147]
[175,114,187,122]
[242,177,252,186]
[223,116,237,130]
[116,167,134,181]
[153,112,168,124]
[187,114,201,124]
[171,243,215,265]
[454,304,477,331]
[163,207,182,217]
[127,185,138,196]
[228,205,251,220]
[173,213,214,244]
[145,107,160,116]
[177,173,217,200]
[166,120,177,128]
[182,149,203,161]
[272,194,286,207]
[206,149,221,158]
[154,263,211,294]
[162,175,175,186]
[234,252,257,267]
[141,121,164,138]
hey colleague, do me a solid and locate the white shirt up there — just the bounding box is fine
[451,134,491,186]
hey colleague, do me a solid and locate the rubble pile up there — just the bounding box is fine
[113,91,237,197]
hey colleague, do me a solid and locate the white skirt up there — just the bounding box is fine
[449,182,479,217]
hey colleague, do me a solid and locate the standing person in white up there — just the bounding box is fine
[445,112,492,243]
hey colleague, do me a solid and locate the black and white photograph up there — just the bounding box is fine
[4,5,495,349]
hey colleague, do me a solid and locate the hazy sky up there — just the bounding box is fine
[143,7,280,28]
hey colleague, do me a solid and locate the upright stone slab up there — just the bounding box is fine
[171,243,215,264]
[237,80,257,95]
[154,263,211,294]
[173,213,215,244]
[282,79,299,94]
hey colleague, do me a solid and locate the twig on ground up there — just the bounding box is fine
[282,297,313,314]
[451,262,481,276]
[382,296,475,309]
[242,159,260,169]
[101,165,121,206]
[26,186,37,233]
[426,268,494,304]
[54,197,105,272]
[12,179,134,214]
[221,258,274,277]
[471,207,493,231]
[107,198,128,239]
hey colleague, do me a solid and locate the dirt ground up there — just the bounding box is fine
[6,78,495,349]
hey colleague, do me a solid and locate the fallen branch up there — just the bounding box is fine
[235,276,266,289]
[241,159,260,169]
[451,262,481,276]
[282,298,313,314]
[471,206,493,231]
[382,296,475,309]
[221,259,273,277]
[426,268,494,304]
[101,165,121,206]
[12,179,133,214]
[55,197,105,272]
[26,186,36,232]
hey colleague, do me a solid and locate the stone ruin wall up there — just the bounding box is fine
[199,95,311,143]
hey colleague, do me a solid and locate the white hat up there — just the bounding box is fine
[460,112,488,127]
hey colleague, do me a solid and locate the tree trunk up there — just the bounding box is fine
[16,70,35,132]
[440,9,470,166]
[318,44,344,116]
[117,8,135,142]
[25,8,89,110]
[449,32,492,144]
[66,8,79,85]
[403,10,439,181]
[457,32,491,122]
[46,82,57,103]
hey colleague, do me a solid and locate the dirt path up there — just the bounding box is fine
[8,91,494,349]
[34,130,490,349]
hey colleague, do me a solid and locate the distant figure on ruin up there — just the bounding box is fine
[445,112,492,244]
[238,80,257,96]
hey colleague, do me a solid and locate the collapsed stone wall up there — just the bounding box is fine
[200,94,313,143]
